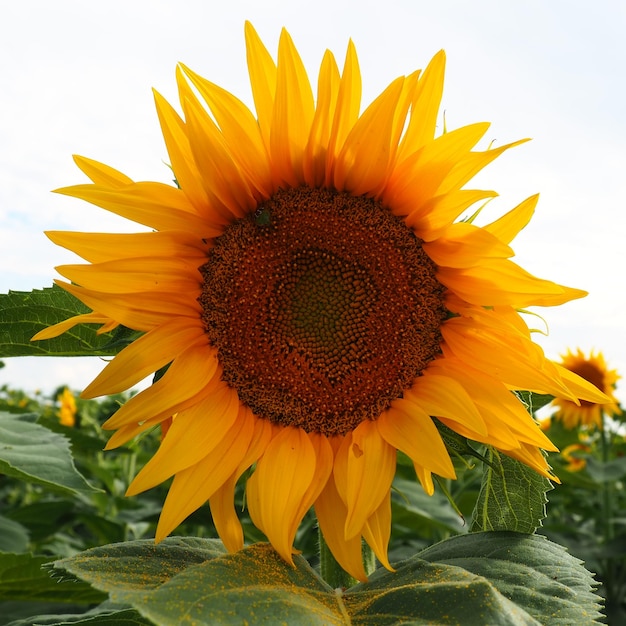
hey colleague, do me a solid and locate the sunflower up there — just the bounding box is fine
[560,443,590,472]
[57,387,77,427]
[552,349,620,430]
[34,22,607,582]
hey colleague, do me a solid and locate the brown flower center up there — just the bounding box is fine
[199,186,447,436]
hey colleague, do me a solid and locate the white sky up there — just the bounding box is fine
[1,0,624,402]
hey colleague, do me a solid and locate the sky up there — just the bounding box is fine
[1,0,624,403]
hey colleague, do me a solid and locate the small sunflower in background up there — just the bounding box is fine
[552,349,620,430]
[560,442,591,472]
[34,23,607,581]
[57,387,77,428]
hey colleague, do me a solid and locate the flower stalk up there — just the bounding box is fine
[318,527,375,588]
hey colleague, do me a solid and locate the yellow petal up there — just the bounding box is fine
[397,49,446,159]
[362,492,394,571]
[553,362,611,405]
[303,50,340,187]
[82,317,206,397]
[423,222,513,268]
[208,474,244,553]
[437,138,529,195]
[390,122,491,212]
[437,258,588,307]
[155,407,255,540]
[484,195,538,244]
[178,71,257,219]
[245,21,277,149]
[335,421,396,540]
[32,312,112,341]
[209,415,275,552]
[413,463,435,495]
[179,63,272,198]
[45,230,207,264]
[103,415,167,450]
[126,384,240,494]
[103,344,219,430]
[334,76,406,195]
[377,406,455,479]
[428,357,558,451]
[286,433,333,547]
[388,70,420,169]
[56,256,201,294]
[325,40,361,186]
[403,189,498,240]
[54,183,218,235]
[441,316,575,400]
[314,469,368,583]
[56,280,201,332]
[153,89,211,212]
[246,427,317,564]
[72,155,133,187]
[505,443,559,482]
[404,374,488,436]
[270,28,315,186]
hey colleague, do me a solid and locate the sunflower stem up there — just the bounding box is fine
[318,528,356,589]
[318,528,376,589]
[361,540,376,577]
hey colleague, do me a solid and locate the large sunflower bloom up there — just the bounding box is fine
[34,23,607,581]
[552,348,620,430]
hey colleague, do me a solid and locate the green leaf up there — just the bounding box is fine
[53,537,228,593]
[5,501,78,543]
[0,286,122,357]
[52,535,603,625]
[0,601,90,626]
[470,448,552,533]
[54,538,344,626]
[4,606,150,626]
[392,476,465,534]
[417,532,603,624]
[515,391,555,414]
[0,516,30,553]
[584,456,626,483]
[0,412,99,495]
[0,553,105,604]
[348,564,539,625]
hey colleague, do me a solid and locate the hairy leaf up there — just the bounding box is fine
[470,448,552,533]
[417,532,603,624]
[52,535,603,625]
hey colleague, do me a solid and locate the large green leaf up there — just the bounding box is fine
[54,539,343,626]
[52,535,603,625]
[417,532,603,624]
[0,413,99,495]
[0,286,132,357]
[0,553,105,604]
[470,448,552,533]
